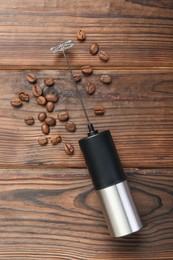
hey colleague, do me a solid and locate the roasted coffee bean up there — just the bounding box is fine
[45,117,56,126]
[64,143,74,155]
[50,134,62,145]
[36,96,46,105]
[27,73,37,83]
[73,74,82,82]
[19,91,30,102]
[44,78,54,86]
[90,43,99,55]
[32,85,43,97]
[99,50,109,62]
[45,93,59,103]
[94,105,105,115]
[65,121,76,132]
[46,102,54,112]
[24,116,34,125]
[76,29,86,41]
[41,123,50,135]
[85,82,95,95]
[38,112,47,122]
[38,136,48,146]
[100,74,112,84]
[81,66,93,75]
[58,111,69,122]
[10,97,22,107]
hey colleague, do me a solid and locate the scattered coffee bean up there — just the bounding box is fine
[38,112,47,122]
[64,143,74,155]
[94,105,105,115]
[27,73,37,83]
[100,74,112,84]
[45,117,56,126]
[65,121,76,132]
[76,29,86,41]
[46,102,54,112]
[85,82,95,95]
[19,91,30,102]
[41,123,50,135]
[38,136,48,146]
[45,93,59,103]
[32,85,43,97]
[37,96,46,105]
[99,50,109,62]
[24,116,35,125]
[58,111,69,122]
[81,66,93,75]
[50,134,62,145]
[44,78,54,86]
[90,43,99,55]
[73,74,82,82]
[10,97,22,107]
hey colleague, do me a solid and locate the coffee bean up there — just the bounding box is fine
[76,29,86,41]
[32,85,43,97]
[27,73,37,83]
[58,111,69,122]
[38,112,47,122]
[81,66,93,75]
[38,136,48,146]
[45,117,56,126]
[46,102,54,112]
[24,116,35,125]
[10,97,22,107]
[45,93,59,103]
[19,91,30,102]
[90,43,99,55]
[50,134,62,145]
[94,105,105,115]
[41,123,50,135]
[65,121,76,132]
[85,82,95,95]
[44,78,54,86]
[100,74,112,84]
[73,74,82,82]
[36,96,46,105]
[99,50,109,62]
[64,143,74,155]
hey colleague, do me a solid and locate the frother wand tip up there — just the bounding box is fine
[50,40,97,135]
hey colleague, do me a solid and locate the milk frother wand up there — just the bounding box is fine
[50,40,143,237]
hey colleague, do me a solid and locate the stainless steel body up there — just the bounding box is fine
[96,180,142,237]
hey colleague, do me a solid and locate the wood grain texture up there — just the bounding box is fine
[0,0,172,68]
[1,69,173,168]
[0,0,172,258]
[0,168,172,259]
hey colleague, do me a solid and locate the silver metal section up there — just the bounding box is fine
[96,180,142,237]
[50,40,74,53]
[50,40,90,124]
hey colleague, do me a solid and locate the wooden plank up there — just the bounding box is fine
[1,69,173,168]
[0,168,172,259]
[0,0,172,68]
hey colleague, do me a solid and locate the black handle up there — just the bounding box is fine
[79,130,126,190]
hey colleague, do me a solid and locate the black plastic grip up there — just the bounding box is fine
[79,130,126,190]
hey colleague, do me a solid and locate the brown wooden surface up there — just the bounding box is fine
[0,168,172,259]
[0,0,173,259]
[1,69,173,169]
[0,0,173,68]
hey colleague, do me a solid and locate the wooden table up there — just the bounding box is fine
[0,1,173,259]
